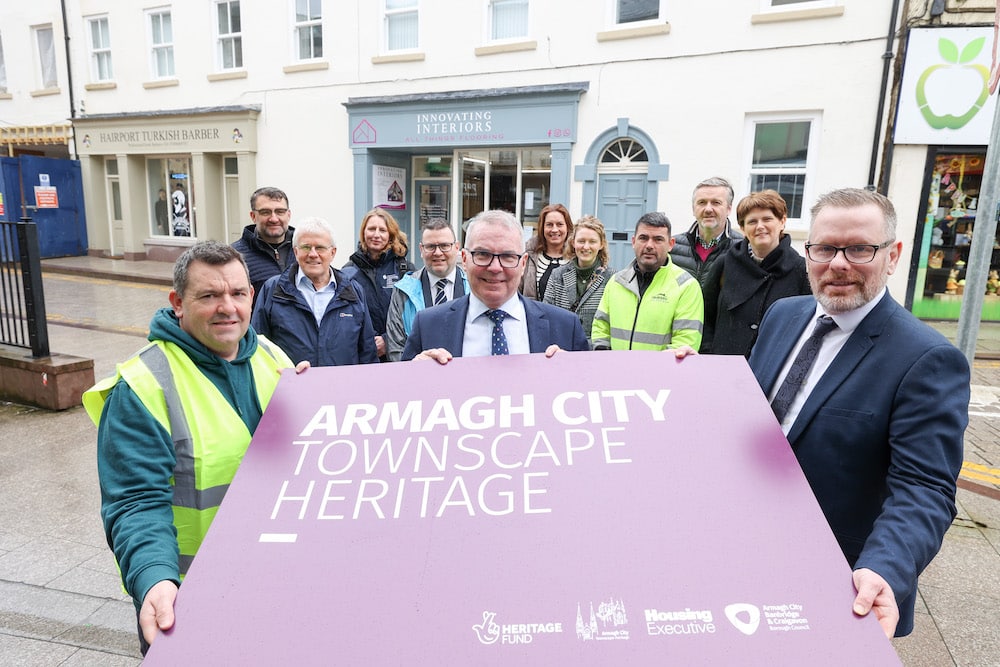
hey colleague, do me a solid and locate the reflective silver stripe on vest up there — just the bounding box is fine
[139,346,230,512]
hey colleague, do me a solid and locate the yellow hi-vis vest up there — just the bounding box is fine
[83,337,290,577]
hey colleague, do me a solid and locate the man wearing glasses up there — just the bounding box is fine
[251,217,378,366]
[750,188,970,639]
[401,210,588,362]
[385,218,469,361]
[232,186,297,307]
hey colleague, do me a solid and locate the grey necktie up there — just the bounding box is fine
[770,315,838,424]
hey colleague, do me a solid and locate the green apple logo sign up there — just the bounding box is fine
[915,37,991,130]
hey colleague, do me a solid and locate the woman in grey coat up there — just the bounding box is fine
[543,215,614,346]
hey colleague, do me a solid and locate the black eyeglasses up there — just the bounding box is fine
[254,208,289,217]
[465,249,523,268]
[804,240,894,264]
[421,242,454,254]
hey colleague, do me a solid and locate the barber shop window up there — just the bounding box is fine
[147,157,195,238]
[385,0,418,51]
[744,113,819,226]
[616,0,661,24]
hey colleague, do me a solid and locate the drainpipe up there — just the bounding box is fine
[867,0,903,192]
[59,0,78,158]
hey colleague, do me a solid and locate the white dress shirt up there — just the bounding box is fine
[769,288,887,434]
[462,293,530,357]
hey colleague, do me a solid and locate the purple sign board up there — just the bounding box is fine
[146,352,900,665]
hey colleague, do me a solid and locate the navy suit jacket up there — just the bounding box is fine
[401,294,589,360]
[749,293,969,636]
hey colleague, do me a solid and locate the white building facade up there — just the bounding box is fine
[3,0,993,316]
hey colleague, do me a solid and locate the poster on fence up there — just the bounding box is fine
[146,352,899,665]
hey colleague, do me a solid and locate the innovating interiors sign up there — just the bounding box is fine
[145,353,899,665]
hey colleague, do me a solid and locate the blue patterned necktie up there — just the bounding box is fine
[434,278,449,305]
[770,315,837,423]
[485,309,510,356]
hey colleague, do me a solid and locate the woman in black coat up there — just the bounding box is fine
[702,190,810,357]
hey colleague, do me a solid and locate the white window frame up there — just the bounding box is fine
[741,111,821,230]
[384,0,419,53]
[87,16,113,82]
[610,0,663,26]
[147,9,175,79]
[293,0,323,61]
[0,32,7,93]
[215,0,243,70]
[487,0,529,42]
[34,25,58,89]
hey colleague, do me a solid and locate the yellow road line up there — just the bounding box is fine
[961,462,1000,485]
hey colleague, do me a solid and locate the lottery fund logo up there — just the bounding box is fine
[473,610,564,646]
[724,603,761,636]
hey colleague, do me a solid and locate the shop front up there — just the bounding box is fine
[73,106,259,261]
[894,26,997,321]
[344,82,588,265]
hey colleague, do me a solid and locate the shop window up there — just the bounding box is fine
[216,1,243,70]
[147,157,194,237]
[385,0,418,51]
[489,0,528,41]
[457,147,550,238]
[744,113,818,226]
[34,25,57,89]
[0,32,7,93]
[616,0,661,24]
[294,0,323,60]
[148,10,175,78]
[913,151,1000,321]
[87,17,113,82]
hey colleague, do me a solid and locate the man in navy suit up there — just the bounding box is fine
[749,188,969,638]
[401,210,589,362]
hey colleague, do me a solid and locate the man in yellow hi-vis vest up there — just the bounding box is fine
[84,241,303,655]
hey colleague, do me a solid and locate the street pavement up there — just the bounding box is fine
[0,256,997,665]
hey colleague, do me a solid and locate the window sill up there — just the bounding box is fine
[143,78,179,89]
[30,87,61,97]
[751,6,844,23]
[283,61,330,74]
[207,70,248,82]
[372,51,426,65]
[85,82,117,91]
[475,40,537,57]
[596,22,670,42]
[0,92,12,100]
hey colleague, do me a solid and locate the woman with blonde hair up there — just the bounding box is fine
[342,208,415,360]
[542,215,614,345]
[520,203,573,301]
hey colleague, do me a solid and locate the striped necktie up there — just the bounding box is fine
[434,278,449,305]
[770,315,838,423]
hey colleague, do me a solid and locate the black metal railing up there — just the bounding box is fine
[0,219,50,357]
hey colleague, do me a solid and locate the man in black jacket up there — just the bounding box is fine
[232,186,296,307]
[669,176,741,288]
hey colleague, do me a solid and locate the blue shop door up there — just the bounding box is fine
[0,156,88,257]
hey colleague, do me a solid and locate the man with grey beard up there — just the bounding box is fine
[749,188,969,639]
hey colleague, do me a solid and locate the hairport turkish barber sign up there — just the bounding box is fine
[895,27,997,145]
[145,353,899,665]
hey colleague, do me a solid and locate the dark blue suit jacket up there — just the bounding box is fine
[401,294,589,360]
[749,293,969,636]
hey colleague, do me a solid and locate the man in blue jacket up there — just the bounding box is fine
[385,217,468,361]
[252,216,378,366]
[749,188,969,638]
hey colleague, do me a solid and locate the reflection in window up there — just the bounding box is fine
[749,121,811,219]
[617,0,659,24]
[147,157,195,237]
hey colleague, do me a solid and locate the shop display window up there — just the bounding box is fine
[911,150,1000,320]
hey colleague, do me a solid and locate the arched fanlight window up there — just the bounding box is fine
[600,138,648,165]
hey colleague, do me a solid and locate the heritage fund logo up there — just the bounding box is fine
[576,597,630,641]
[473,610,563,646]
